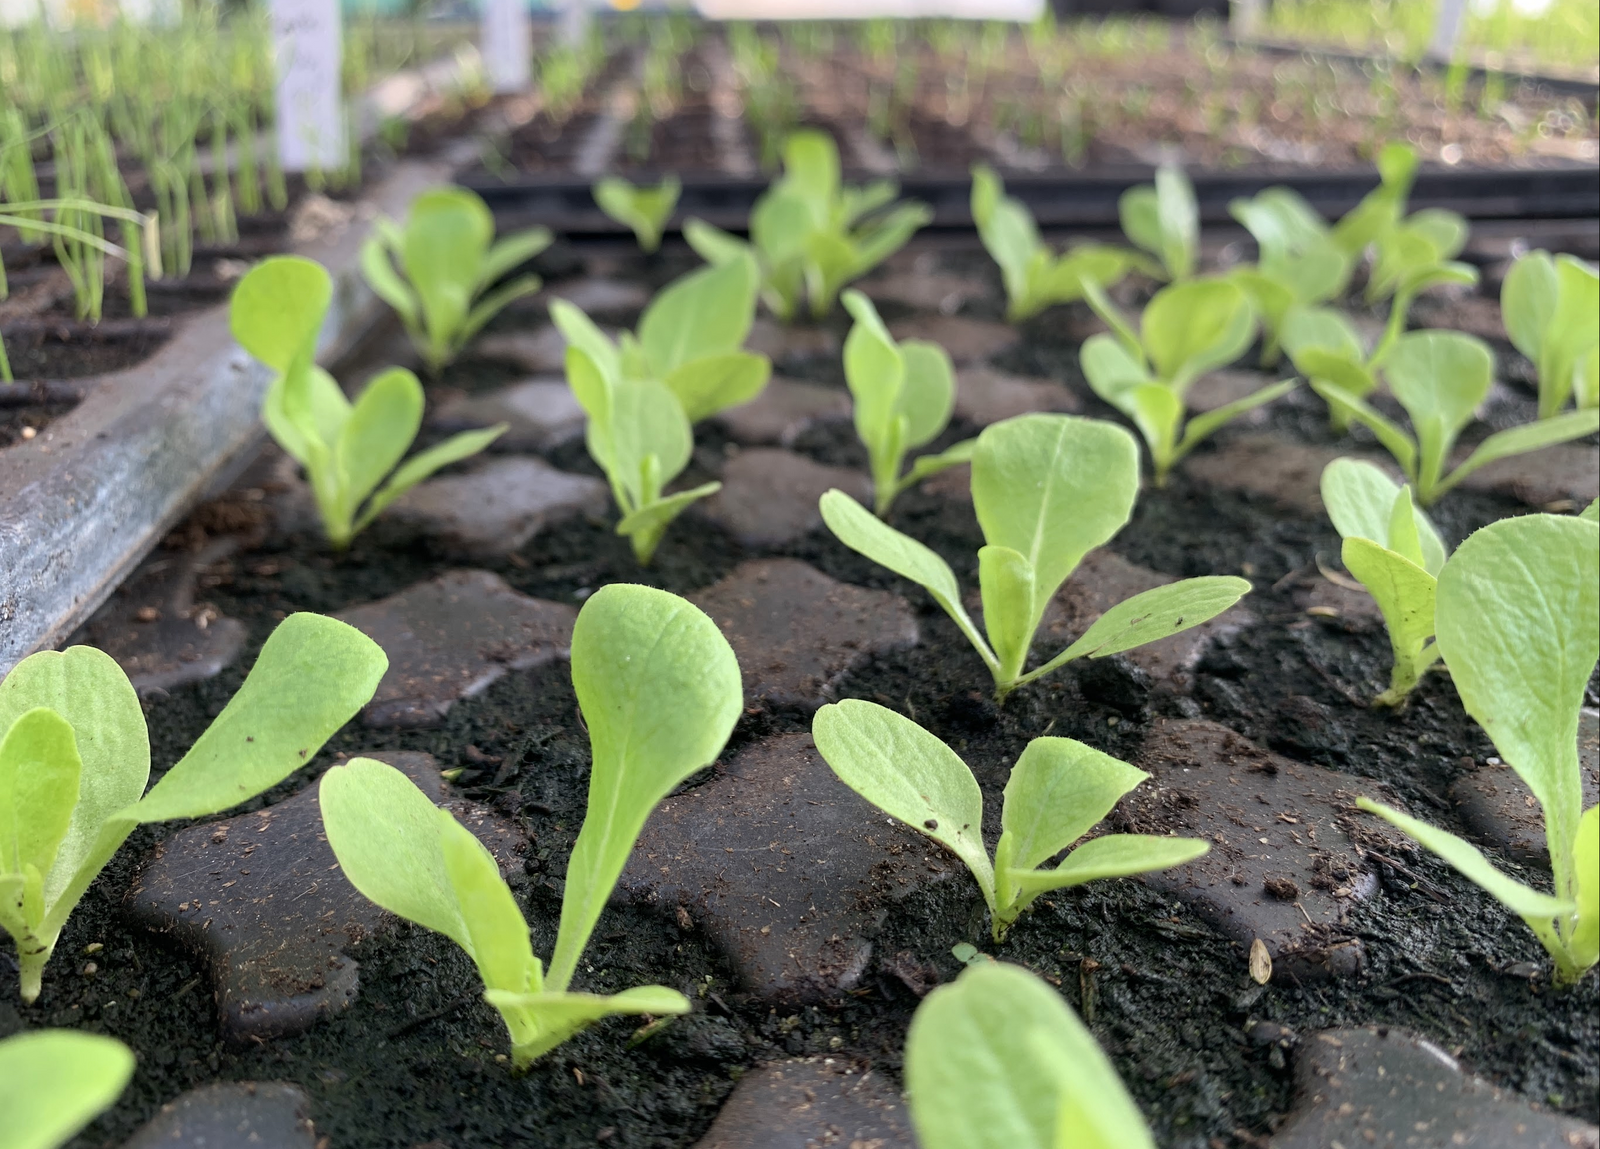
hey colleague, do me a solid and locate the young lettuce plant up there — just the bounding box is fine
[554,257,769,562]
[0,1030,134,1149]
[1501,250,1600,417]
[320,584,742,1067]
[1312,329,1600,506]
[231,257,507,550]
[971,164,1138,323]
[1118,163,1197,282]
[684,129,932,320]
[905,962,1156,1149]
[1080,277,1295,484]
[593,175,681,254]
[0,613,385,1003]
[361,186,552,371]
[1358,512,1599,985]
[840,290,972,515]
[814,699,1208,941]
[1365,206,1471,308]
[1320,458,1449,705]
[819,414,1250,700]
[1329,141,1418,258]
[1227,187,1353,366]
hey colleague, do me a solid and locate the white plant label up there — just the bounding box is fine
[270,0,345,172]
[483,0,532,94]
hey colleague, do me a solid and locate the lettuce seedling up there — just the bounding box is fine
[360,186,552,371]
[1366,207,1470,307]
[814,699,1208,941]
[905,962,1156,1149]
[1320,458,1449,705]
[1312,329,1600,506]
[231,256,507,549]
[1358,512,1599,985]
[840,289,972,515]
[1501,250,1600,417]
[684,129,932,320]
[593,175,681,254]
[971,164,1138,323]
[554,258,770,562]
[1227,187,1353,366]
[321,584,742,1066]
[1330,142,1418,258]
[820,414,1250,699]
[0,1030,135,1149]
[1118,163,1197,282]
[1080,277,1295,484]
[0,613,385,1002]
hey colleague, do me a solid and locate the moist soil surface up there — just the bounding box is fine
[7,238,1598,1149]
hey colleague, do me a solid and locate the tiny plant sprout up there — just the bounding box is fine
[593,175,681,254]
[1357,512,1599,985]
[360,185,552,372]
[1280,305,1376,432]
[230,256,507,550]
[813,700,1208,942]
[905,962,1156,1149]
[1227,187,1352,366]
[1080,277,1295,485]
[0,613,386,1003]
[554,257,769,563]
[820,414,1250,700]
[1501,250,1600,418]
[971,164,1137,323]
[321,584,742,1066]
[840,289,972,516]
[684,129,932,320]
[1118,162,1198,282]
[1330,141,1418,259]
[1320,459,1449,705]
[0,1030,135,1149]
[1312,329,1600,506]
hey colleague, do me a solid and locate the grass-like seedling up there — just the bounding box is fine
[1312,329,1600,506]
[840,290,971,515]
[971,164,1138,323]
[684,129,932,320]
[0,613,385,1003]
[1501,250,1599,417]
[814,699,1208,942]
[1118,163,1197,282]
[1320,458,1449,705]
[1358,512,1599,985]
[321,584,742,1067]
[593,175,682,254]
[0,1030,135,1149]
[820,414,1250,700]
[361,186,553,372]
[1227,187,1353,366]
[1080,277,1295,484]
[905,962,1156,1149]
[231,257,507,550]
[554,257,769,562]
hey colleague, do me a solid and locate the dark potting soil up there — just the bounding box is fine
[8,242,1598,1149]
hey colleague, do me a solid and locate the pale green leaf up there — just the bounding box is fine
[1322,458,1452,574]
[842,289,906,450]
[1175,379,1298,460]
[665,352,771,424]
[682,217,753,267]
[336,368,423,511]
[1155,165,1198,280]
[999,739,1146,875]
[594,176,680,253]
[261,365,350,470]
[550,299,621,383]
[1282,305,1366,363]
[782,128,841,207]
[1358,797,1573,921]
[477,227,553,292]
[1312,384,1418,479]
[979,545,1036,684]
[813,699,994,908]
[0,1029,135,1149]
[1142,279,1255,385]
[1343,537,1439,701]
[1010,833,1210,897]
[440,812,537,994]
[1501,250,1556,363]
[359,237,420,331]
[639,257,759,376]
[131,613,387,824]
[229,255,330,372]
[1384,331,1493,493]
[1439,410,1600,500]
[548,586,742,991]
[1435,514,1600,899]
[356,425,507,532]
[484,985,689,1068]
[1572,804,1598,971]
[0,708,80,883]
[615,480,721,564]
[1079,334,1153,400]
[1118,185,1162,268]
[401,188,494,355]
[906,961,1154,1149]
[458,275,544,350]
[897,340,957,450]
[1043,576,1252,676]
[900,438,977,487]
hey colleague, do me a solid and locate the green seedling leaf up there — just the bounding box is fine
[234,258,501,548]
[615,480,722,565]
[1435,514,1599,972]
[1573,804,1599,971]
[683,217,754,268]
[1,613,383,1003]
[0,1029,135,1149]
[1142,279,1256,388]
[481,985,690,1067]
[813,699,995,911]
[549,585,742,990]
[1384,330,1491,499]
[639,255,760,376]
[664,351,771,424]
[905,962,1156,1149]
[594,175,681,253]
[354,424,510,534]
[1507,251,1600,416]
[1434,409,1600,501]
[1332,141,1417,256]
[1313,385,1419,480]
[1011,834,1209,898]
